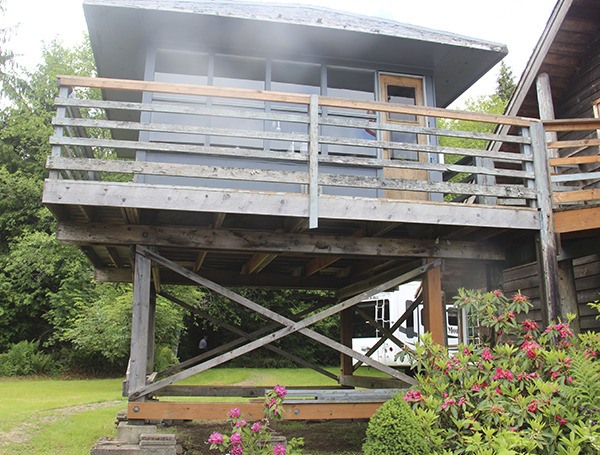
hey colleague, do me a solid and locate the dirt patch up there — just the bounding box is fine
[0,400,124,447]
[174,420,367,455]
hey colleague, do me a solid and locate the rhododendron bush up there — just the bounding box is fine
[399,289,600,454]
[208,386,303,455]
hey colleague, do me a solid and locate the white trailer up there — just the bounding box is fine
[352,281,461,366]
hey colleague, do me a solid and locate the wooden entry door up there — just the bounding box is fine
[379,74,428,200]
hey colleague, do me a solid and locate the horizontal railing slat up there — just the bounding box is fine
[49,136,533,179]
[47,156,537,199]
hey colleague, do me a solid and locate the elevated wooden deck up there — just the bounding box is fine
[44,76,567,291]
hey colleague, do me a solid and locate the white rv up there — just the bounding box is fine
[352,281,462,366]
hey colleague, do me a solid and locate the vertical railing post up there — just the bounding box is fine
[308,95,319,229]
[50,84,70,180]
[530,121,561,325]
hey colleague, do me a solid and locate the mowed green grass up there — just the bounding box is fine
[0,367,383,454]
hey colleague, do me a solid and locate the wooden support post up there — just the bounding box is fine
[536,73,578,327]
[340,309,353,377]
[530,121,561,325]
[146,288,157,376]
[129,246,152,401]
[422,259,444,345]
[486,262,504,292]
[557,259,580,333]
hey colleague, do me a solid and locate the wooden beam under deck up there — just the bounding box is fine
[128,401,384,421]
[56,222,506,261]
[43,180,540,230]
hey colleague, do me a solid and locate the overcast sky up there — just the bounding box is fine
[1,0,558,106]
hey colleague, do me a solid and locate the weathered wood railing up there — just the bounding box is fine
[543,117,600,210]
[48,76,551,228]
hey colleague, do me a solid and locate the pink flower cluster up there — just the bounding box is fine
[273,444,287,455]
[545,323,573,339]
[273,385,287,399]
[492,368,514,381]
[208,432,224,445]
[522,319,539,331]
[481,348,494,361]
[520,340,541,359]
[404,389,425,402]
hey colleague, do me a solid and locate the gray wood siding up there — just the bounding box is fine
[503,256,600,331]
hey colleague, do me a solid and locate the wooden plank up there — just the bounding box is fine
[47,156,536,198]
[42,180,540,230]
[544,118,600,132]
[549,155,600,166]
[338,375,408,389]
[53,116,309,144]
[55,222,507,261]
[50,134,534,169]
[58,75,534,126]
[548,138,600,149]
[127,401,384,421]
[152,385,345,398]
[553,188,600,204]
[554,206,600,233]
[551,171,600,183]
[340,309,353,377]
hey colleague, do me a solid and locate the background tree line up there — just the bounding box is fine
[0,8,515,376]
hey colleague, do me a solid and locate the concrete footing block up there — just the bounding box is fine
[91,423,182,455]
[117,422,158,444]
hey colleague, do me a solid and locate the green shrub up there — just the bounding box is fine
[400,289,600,454]
[363,393,429,455]
[0,340,59,376]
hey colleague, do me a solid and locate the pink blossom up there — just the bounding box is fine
[482,348,494,361]
[273,385,287,399]
[471,383,481,392]
[493,289,502,297]
[230,432,242,445]
[507,311,516,321]
[231,446,244,455]
[493,368,514,381]
[208,432,224,445]
[228,408,241,419]
[495,387,502,395]
[441,398,456,410]
[527,400,539,413]
[556,415,567,426]
[267,398,278,409]
[404,390,425,402]
[520,340,541,359]
[273,444,287,455]
[235,419,247,428]
[550,371,560,380]
[513,292,528,303]
[457,397,467,407]
[251,422,262,433]
[522,319,538,331]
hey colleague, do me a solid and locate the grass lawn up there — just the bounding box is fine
[0,367,384,454]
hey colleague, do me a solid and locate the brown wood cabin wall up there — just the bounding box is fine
[503,255,600,331]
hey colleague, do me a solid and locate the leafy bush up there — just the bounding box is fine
[0,340,59,376]
[400,289,600,454]
[363,393,428,455]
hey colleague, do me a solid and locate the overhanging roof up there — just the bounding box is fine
[505,0,600,118]
[83,0,507,107]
